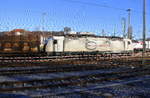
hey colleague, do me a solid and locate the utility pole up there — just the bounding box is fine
[142,0,146,65]
[127,9,133,39]
[42,12,46,31]
[121,18,126,38]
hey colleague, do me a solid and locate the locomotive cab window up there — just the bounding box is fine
[53,40,57,44]
[128,41,131,45]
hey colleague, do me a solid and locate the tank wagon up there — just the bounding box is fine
[0,29,43,55]
[46,35,134,55]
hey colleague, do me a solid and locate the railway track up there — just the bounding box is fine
[0,64,119,76]
[0,55,146,76]
[0,55,147,69]
[0,54,149,70]
[51,75,150,98]
[0,53,150,97]
[0,65,150,97]
[0,53,132,63]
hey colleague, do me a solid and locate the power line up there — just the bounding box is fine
[62,0,150,16]
[63,0,125,10]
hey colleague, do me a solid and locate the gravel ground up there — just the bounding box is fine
[43,75,150,98]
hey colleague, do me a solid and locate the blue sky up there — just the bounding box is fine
[0,0,149,39]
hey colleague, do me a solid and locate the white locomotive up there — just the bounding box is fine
[45,35,134,55]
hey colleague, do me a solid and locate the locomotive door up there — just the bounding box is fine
[124,40,128,51]
[124,39,132,51]
[53,40,58,53]
[53,36,64,55]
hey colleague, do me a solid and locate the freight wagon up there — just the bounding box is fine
[0,29,43,55]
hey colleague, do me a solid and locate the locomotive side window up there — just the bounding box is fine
[53,40,57,44]
[128,41,131,45]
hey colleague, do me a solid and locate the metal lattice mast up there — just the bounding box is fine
[121,18,126,38]
[127,9,132,39]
